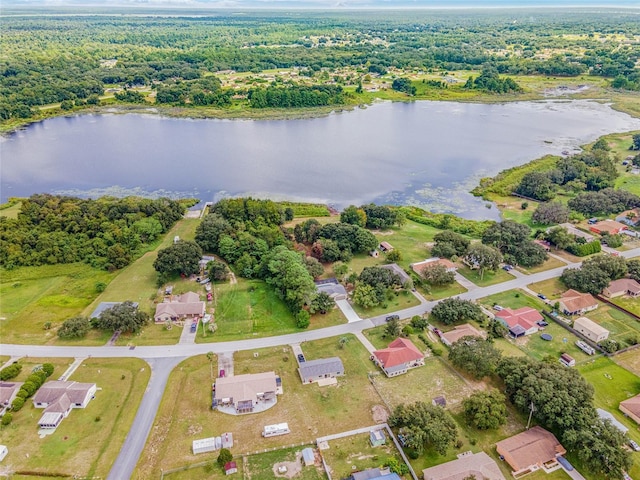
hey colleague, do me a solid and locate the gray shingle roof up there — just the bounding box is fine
[299,357,344,380]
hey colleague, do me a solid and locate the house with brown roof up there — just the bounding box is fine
[212,372,281,415]
[371,338,424,377]
[379,242,394,252]
[589,220,628,235]
[616,208,640,227]
[440,324,483,347]
[154,291,206,323]
[603,278,640,298]
[496,426,566,477]
[559,290,598,316]
[495,307,543,338]
[620,393,640,425]
[0,381,23,408]
[422,451,506,480]
[32,381,97,430]
[411,258,458,277]
[573,316,609,343]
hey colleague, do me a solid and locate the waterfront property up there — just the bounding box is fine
[371,338,424,377]
[154,291,205,323]
[496,426,566,477]
[422,451,506,480]
[212,372,281,415]
[32,381,97,430]
[559,289,598,316]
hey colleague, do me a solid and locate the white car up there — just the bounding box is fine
[630,440,640,452]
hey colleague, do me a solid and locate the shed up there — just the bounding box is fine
[302,447,315,466]
[379,242,394,252]
[370,429,386,447]
[559,353,575,367]
[192,437,217,454]
[432,396,447,408]
[225,461,238,475]
[573,316,609,343]
[0,445,7,462]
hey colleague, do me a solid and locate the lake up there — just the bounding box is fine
[2,100,640,220]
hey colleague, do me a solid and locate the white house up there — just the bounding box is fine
[32,381,97,430]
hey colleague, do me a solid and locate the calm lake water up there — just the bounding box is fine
[2,100,640,220]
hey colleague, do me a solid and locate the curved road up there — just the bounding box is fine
[2,247,638,479]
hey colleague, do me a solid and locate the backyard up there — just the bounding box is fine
[0,357,150,479]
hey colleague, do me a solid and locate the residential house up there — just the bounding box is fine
[379,242,394,253]
[558,290,598,316]
[32,381,97,429]
[411,258,458,277]
[154,291,205,323]
[603,278,640,298]
[496,426,566,477]
[559,353,575,367]
[371,338,424,377]
[597,408,628,434]
[369,430,386,447]
[298,357,345,384]
[495,307,543,337]
[0,381,23,408]
[620,393,640,425]
[315,278,347,301]
[573,316,609,343]
[589,220,628,235]
[616,208,640,227]
[558,223,594,242]
[90,301,139,319]
[422,451,506,480]
[302,448,315,466]
[379,263,412,286]
[212,372,281,415]
[440,324,483,347]
[350,468,400,480]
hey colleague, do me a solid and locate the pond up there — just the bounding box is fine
[2,99,639,220]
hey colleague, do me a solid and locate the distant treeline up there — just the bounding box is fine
[248,85,345,108]
[0,194,185,270]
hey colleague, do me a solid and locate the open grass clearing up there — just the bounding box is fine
[418,282,467,301]
[321,433,405,480]
[614,348,640,377]
[0,264,115,345]
[478,289,547,312]
[246,446,325,480]
[584,304,640,345]
[490,195,542,229]
[521,255,567,274]
[0,201,22,219]
[0,357,149,479]
[351,290,421,319]
[196,279,344,343]
[610,296,640,316]
[136,335,384,478]
[527,278,566,300]
[456,266,513,287]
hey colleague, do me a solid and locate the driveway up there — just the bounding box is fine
[335,299,362,323]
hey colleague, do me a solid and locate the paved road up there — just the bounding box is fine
[107,356,185,480]
[1,246,637,479]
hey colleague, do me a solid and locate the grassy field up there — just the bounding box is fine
[578,357,640,479]
[320,433,405,480]
[478,289,547,312]
[418,282,467,301]
[135,336,385,479]
[351,290,421,319]
[0,263,116,345]
[456,266,513,287]
[614,348,640,376]
[245,446,325,480]
[0,201,22,219]
[522,256,567,274]
[197,279,345,342]
[609,296,640,316]
[0,357,150,479]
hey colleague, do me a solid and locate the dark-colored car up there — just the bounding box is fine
[537,293,547,300]
[190,322,197,333]
[297,354,305,363]
[385,315,400,322]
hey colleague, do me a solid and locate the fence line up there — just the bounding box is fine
[596,294,640,321]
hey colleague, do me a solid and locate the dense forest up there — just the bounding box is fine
[0,194,185,270]
[1,8,639,122]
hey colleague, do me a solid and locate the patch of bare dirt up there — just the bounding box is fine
[273,452,303,478]
[187,424,202,436]
[372,405,389,424]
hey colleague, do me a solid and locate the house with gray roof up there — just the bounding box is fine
[315,279,347,301]
[298,357,345,384]
[32,381,97,430]
[379,263,411,285]
[90,302,139,319]
[0,381,23,408]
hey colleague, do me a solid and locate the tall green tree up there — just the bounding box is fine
[388,402,457,455]
[463,390,507,430]
[154,241,203,276]
[464,243,502,280]
[448,336,501,379]
[94,301,149,334]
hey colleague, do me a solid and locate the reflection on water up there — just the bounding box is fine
[2,100,640,220]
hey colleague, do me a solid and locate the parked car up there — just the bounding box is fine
[537,293,547,300]
[385,315,400,322]
[190,322,197,333]
[557,456,574,471]
[493,305,504,311]
[537,321,549,327]
[297,354,305,363]
[502,265,514,271]
[630,440,640,452]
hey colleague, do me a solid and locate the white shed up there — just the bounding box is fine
[0,445,7,462]
[573,316,609,343]
[192,437,217,454]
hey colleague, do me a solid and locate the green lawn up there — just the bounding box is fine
[0,200,22,219]
[351,290,421,319]
[456,266,513,287]
[586,304,640,346]
[1,357,150,478]
[196,279,344,342]
[522,256,567,274]
[246,447,325,480]
[418,282,467,301]
[610,296,640,316]
[478,289,547,312]
[136,336,385,478]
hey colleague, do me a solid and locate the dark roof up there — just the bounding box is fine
[299,357,344,380]
[90,301,138,319]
